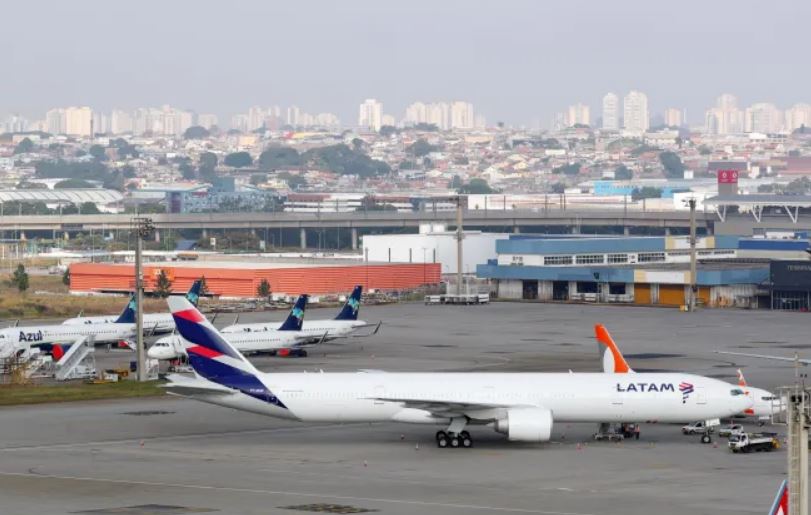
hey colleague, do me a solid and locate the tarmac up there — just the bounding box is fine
[1,301,806,515]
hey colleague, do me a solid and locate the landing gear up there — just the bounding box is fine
[435,419,473,449]
[700,433,712,444]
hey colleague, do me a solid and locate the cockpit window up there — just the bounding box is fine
[730,388,745,396]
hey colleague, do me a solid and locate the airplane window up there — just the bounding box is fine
[730,388,745,396]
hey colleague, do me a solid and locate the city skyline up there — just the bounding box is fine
[1,0,808,126]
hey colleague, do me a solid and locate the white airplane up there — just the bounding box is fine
[148,294,314,360]
[221,285,379,342]
[161,296,752,449]
[0,308,136,360]
[62,279,204,334]
[596,324,783,421]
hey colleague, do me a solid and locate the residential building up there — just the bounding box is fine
[663,108,683,127]
[450,101,475,129]
[566,103,590,127]
[358,99,383,131]
[705,94,744,134]
[745,102,782,133]
[404,102,427,125]
[196,113,219,129]
[602,93,619,130]
[286,105,300,126]
[785,103,811,131]
[623,90,649,133]
[64,106,93,137]
[426,102,450,130]
[111,110,133,134]
[45,108,66,135]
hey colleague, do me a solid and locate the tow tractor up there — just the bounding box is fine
[728,432,780,453]
[682,418,720,444]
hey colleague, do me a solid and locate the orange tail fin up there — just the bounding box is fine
[595,324,633,373]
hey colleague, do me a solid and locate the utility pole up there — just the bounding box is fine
[780,360,810,515]
[456,196,464,296]
[687,197,697,312]
[133,217,154,382]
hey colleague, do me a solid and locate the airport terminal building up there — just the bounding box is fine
[477,235,811,309]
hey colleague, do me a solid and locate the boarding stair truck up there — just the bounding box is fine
[728,432,780,453]
[54,336,97,381]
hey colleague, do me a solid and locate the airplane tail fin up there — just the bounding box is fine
[737,369,748,387]
[768,479,788,515]
[186,278,204,307]
[115,294,137,324]
[278,294,308,331]
[595,324,633,373]
[335,285,362,321]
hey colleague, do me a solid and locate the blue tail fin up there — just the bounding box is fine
[115,294,137,324]
[278,294,307,331]
[335,285,362,321]
[186,279,203,307]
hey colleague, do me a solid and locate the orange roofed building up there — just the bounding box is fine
[69,261,441,298]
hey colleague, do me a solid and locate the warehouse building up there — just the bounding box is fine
[70,259,440,298]
[477,234,810,309]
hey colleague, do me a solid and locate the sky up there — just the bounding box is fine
[2,0,809,126]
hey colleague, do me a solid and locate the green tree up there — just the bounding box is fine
[78,202,101,214]
[458,178,496,194]
[250,173,267,186]
[278,172,307,190]
[179,163,196,180]
[199,152,218,172]
[62,267,70,286]
[55,178,95,189]
[631,186,662,201]
[552,163,581,176]
[183,126,210,139]
[256,279,271,299]
[120,165,137,178]
[379,125,398,137]
[614,165,633,180]
[89,144,107,161]
[258,147,302,170]
[413,123,438,131]
[659,151,685,179]
[13,264,29,293]
[224,151,253,168]
[698,145,712,155]
[13,137,34,155]
[406,138,440,157]
[15,181,47,189]
[450,175,463,189]
[154,270,173,298]
[301,144,390,177]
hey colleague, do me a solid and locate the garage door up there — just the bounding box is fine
[659,285,685,306]
[634,283,651,304]
[697,287,711,306]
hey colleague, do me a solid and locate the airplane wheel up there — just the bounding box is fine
[700,434,712,444]
[436,432,449,448]
[460,433,473,448]
[450,436,460,448]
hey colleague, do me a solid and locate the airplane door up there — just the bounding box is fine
[696,387,707,405]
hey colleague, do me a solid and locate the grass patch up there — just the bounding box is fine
[0,380,165,406]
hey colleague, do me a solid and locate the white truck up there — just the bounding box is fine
[728,432,780,453]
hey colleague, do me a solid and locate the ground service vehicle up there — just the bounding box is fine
[728,432,780,453]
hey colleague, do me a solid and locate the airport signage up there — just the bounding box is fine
[770,260,811,290]
[717,169,739,184]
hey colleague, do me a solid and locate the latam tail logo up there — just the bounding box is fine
[769,479,788,515]
[679,382,694,404]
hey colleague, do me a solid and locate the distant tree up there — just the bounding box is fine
[784,177,811,195]
[62,267,70,286]
[199,152,218,172]
[179,163,196,180]
[407,138,440,157]
[659,151,685,179]
[256,279,271,300]
[413,122,439,132]
[89,144,107,161]
[450,175,463,190]
[74,149,87,158]
[454,156,470,165]
[698,144,712,155]
[258,147,302,170]
[183,126,210,139]
[351,138,365,152]
[552,163,581,176]
[102,170,126,191]
[757,183,775,193]
[631,186,662,201]
[250,173,267,186]
[379,125,398,137]
[399,160,419,170]
[13,264,29,293]
[614,165,633,180]
[119,165,137,178]
[15,181,47,189]
[78,202,101,214]
[198,276,209,297]
[458,178,495,194]
[224,151,253,168]
[278,171,307,190]
[55,178,95,189]
[13,137,34,155]
[154,270,173,298]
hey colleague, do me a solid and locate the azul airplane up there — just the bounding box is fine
[0,300,136,360]
[595,324,783,422]
[148,294,314,360]
[62,279,205,334]
[162,296,753,449]
[220,286,379,342]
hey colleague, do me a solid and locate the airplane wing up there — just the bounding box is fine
[161,374,236,397]
[714,350,811,365]
[366,396,530,418]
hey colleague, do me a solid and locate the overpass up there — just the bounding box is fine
[0,209,715,249]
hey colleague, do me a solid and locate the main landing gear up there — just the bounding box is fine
[436,418,472,449]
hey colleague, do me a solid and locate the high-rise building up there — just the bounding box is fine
[286,105,300,126]
[46,108,66,135]
[602,93,619,130]
[623,91,649,133]
[197,113,218,129]
[663,108,683,127]
[704,94,744,134]
[92,111,110,134]
[426,102,450,130]
[64,106,93,137]
[745,103,782,133]
[381,114,396,127]
[404,102,427,125]
[230,114,249,132]
[314,113,340,127]
[785,103,811,131]
[1,114,29,134]
[566,103,590,127]
[110,110,133,134]
[358,99,383,131]
[450,101,475,129]
[246,106,267,132]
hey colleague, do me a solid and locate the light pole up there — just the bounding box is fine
[133,217,154,381]
[421,247,427,286]
[683,197,697,312]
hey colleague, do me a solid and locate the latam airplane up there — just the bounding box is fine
[221,286,378,342]
[595,324,783,421]
[62,279,204,334]
[162,296,752,449]
[0,300,136,360]
[148,294,313,360]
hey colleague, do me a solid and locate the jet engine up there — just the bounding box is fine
[494,407,553,442]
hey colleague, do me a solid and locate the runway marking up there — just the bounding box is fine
[0,471,598,515]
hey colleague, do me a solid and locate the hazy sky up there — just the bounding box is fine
[2,0,808,126]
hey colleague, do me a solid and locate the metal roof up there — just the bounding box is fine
[705,195,811,207]
[0,189,123,204]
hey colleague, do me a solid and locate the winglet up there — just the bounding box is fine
[335,285,362,321]
[737,369,748,387]
[595,324,633,373]
[278,294,308,331]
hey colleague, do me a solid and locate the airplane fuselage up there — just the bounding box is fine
[221,319,366,340]
[0,323,135,357]
[63,313,175,334]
